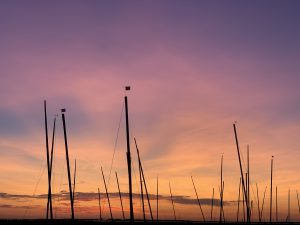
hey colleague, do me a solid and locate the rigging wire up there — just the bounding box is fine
[23,153,47,218]
[107,104,124,187]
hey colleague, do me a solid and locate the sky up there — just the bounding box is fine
[0,0,300,221]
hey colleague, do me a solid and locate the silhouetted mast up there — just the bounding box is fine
[101,167,113,221]
[211,188,214,221]
[237,177,241,223]
[276,186,278,222]
[270,156,274,223]
[115,172,125,220]
[169,182,176,221]
[256,183,261,222]
[287,188,290,222]
[247,145,250,222]
[261,186,267,222]
[297,190,300,217]
[219,154,224,223]
[72,159,76,202]
[191,176,205,221]
[233,123,250,223]
[134,138,153,221]
[61,108,74,220]
[97,188,102,221]
[157,176,159,222]
[44,101,53,220]
[124,86,134,222]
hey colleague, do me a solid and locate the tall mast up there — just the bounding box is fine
[261,186,267,222]
[134,138,153,221]
[97,188,102,221]
[270,156,274,223]
[233,123,250,223]
[237,177,241,223]
[191,176,205,221]
[157,176,159,222]
[61,108,74,220]
[256,183,261,222]
[211,187,214,221]
[44,101,53,220]
[115,172,125,220]
[169,182,176,221]
[124,86,134,222]
[287,188,290,222]
[219,154,223,223]
[72,159,76,202]
[276,186,278,222]
[247,144,250,222]
[101,167,113,221]
[297,190,300,217]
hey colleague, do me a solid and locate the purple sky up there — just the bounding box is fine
[1,0,300,221]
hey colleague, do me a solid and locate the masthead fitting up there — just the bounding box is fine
[125,86,131,91]
[61,109,66,113]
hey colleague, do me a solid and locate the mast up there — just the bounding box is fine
[211,188,214,221]
[101,167,113,221]
[191,176,205,221]
[247,145,250,222]
[270,156,274,223]
[169,182,176,221]
[219,154,223,223]
[115,172,125,220]
[287,188,290,222]
[157,175,159,222]
[124,86,134,222]
[256,183,261,222]
[276,186,278,222]
[97,188,102,221]
[61,108,74,220]
[297,190,300,217]
[261,186,267,222]
[237,177,241,223]
[44,101,53,220]
[134,138,153,221]
[233,123,250,223]
[72,159,76,202]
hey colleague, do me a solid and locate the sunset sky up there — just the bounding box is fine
[1,0,300,221]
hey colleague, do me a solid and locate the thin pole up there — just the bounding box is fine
[191,176,205,221]
[139,163,146,221]
[61,109,74,220]
[115,172,125,220]
[276,186,278,222]
[242,183,245,223]
[134,138,153,221]
[101,167,113,221]
[169,182,176,221]
[297,190,300,216]
[48,115,56,219]
[247,145,250,222]
[124,93,134,222]
[44,101,53,220]
[233,123,250,223]
[237,177,241,223]
[256,183,261,222]
[270,156,274,223]
[97,188,102,221]
[72,160,76,203]
[222,181,225,222]
[219,154,223,223]
[211,188,214,221]
[288,189,290,222]
[157,176,159,222]
[261,186,267,222]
